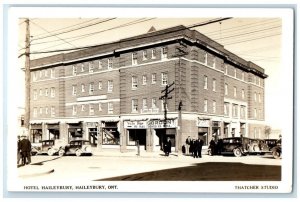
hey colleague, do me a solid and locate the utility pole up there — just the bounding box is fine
[159,81,174,149]
[24,18,31,133]
[174,40,188,154]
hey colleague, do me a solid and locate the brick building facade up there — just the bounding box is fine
[28,25,267,152]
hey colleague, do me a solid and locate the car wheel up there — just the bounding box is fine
[272,149,281,159]
[58,149,65,157]
[47,149,54,156]
[75,149,82,157]
[233,148,242,157]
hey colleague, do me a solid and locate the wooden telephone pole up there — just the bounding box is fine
[24,18,31,132]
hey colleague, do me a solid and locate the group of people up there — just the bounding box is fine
[185,136,204,158]
[17,135,32,166]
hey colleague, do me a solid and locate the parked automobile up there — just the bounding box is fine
[31,142,42,156]
[34,140,65,156]
[272,145,282,159]
[221,137,270,157]
[264,139,278,151]
[59,140,93,156]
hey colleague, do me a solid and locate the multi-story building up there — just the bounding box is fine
[28,25,267,152]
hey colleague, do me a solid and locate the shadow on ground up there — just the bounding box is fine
[95,162,281,181]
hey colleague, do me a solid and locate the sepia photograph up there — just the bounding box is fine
[3,5,295,195]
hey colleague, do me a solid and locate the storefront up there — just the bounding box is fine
[67,122,83,142]
[101,121,120,147]
[124,120,147,150]
[197,118,210,146]
[86,122,98,147]
[46,123,60,140]
[30,124,42,143]
[212,121,221,140]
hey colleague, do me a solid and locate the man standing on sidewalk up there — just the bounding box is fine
[20,135,31,165]
[185,136,191,156]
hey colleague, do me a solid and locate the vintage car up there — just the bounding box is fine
[35,140,65,156]
[272,145,282,159]
[31,142,42,156]
[59,140,93,156]
[221,137,270,157]
[264,139,278,151]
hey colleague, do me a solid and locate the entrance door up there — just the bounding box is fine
[128,129,147,150]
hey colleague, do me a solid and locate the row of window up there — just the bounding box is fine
[72,102,114,115]
[32,69,55,81]
[72,80,113,96]
[131,72,167,89]
[33,88,55,100]
[131,98,167,113]
[33,106,55,118]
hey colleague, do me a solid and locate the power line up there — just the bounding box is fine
[30,20,78,49]
[223,32,281,46]
[31,18,116,41]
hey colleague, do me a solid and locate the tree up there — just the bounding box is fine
[264,125,272,139]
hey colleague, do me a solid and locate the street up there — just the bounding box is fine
[18,151,281,181]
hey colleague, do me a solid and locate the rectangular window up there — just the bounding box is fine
[33,108,37,118]
[204,99,208,112]
[45,88,49,97]
[161,47,168,59]
[44,69,48,77]
[98,81,103,90]
[242,89,245,99]
[152,73,157,84]
[152,49,156,59]
[234,86,237,97]
[72,85,77,96]
[89,62,94,73]
[254,108,257,118]
[152,98,157,108]
[81,63,84,72]
[242,72,245,81]
[39,70,42,78]
[224,102,229,116]
[143,50,147,60]
[240,106,246,119]
[224,64,228,75]
[108,102,113,114]
[142,75,147,85]
[234,69,237,78]
[89,83,94,95]
[51,106,55,117]
[50,87,55,97]
[39,107,43,115]
[132,76,138,89]
[89,104,94,115]
[212,101,216,113]
[72,105,77,115]
[81,105,85,111]
[108,59,113,70]
[258,93,261,103]
[33,72,37,81]
[33,89,37,100]
[161,72,168,85]
[99,103,102,111]
[204,76,208,90]
[51,69,55,78]
[232,104,238,117]
[132,99,138,113]
[81,84,85,92]
[45,107,48,115]
[225,83,228,95]
[142,98,147,109]
[107,80,113,92]
[73,66,77,75]
[98,61,102,69]
[132,52,138,65]
[212,79,216,92]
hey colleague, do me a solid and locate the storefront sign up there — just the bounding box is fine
[212,121,220,127]
[197,119,210,127]
[124,120,147,129]
[148,119,177,128]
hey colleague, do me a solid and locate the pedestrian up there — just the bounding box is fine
[209,138,216,156]
[17,136,22,165]
[195,137,204,158]
[216,139,223,155]
[164,137,172,156]
[185,136,191,156]
[20,135,32,165]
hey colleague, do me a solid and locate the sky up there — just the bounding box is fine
[16,15,289,130]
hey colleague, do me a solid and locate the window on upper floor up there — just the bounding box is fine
[152,98,157,109]
[234,86,237,97]
[45,107,48,115]
[242,72,245,81]
[240,105,246,119]
[39,107,43,115]
[152,73,157,84]
[44,69,48,77]
[132,99,138,113]
[161,99,168,111]
[81,84,85,93]
[81,104,85,111]
[33,89,37,100]
[98,60,102,69]
[224,102,230,116]
[89,62,94,73]
[51,106,55,117]
[108,58,113,70]
[45,88,49,97]
[204,76,208,90]
[72,85,77,96]
[89,83,94,95]
[161,72,168,86]
[232,104,238,117]
[212,79,216,92]
[152,49,156,59]
[242,89,245,99]
[132,76,138,89]
[212,100,216,113]
[98,81,103,90]
[51,69,55,78]
[72,105,77,115]
[108,80,113,92]
[161,47,168,59]
[142,98,147,110]
[258,93,261,103]
[142,75,147,85]
[33,108,37,118]
[89,104,95,115]
[224,64,228,75]
[72,65,77,76]
[108,102,113,114]
[143,50,147,60]
[132,52,138,65]
[225,83,228,95]
[99,103,102,111]
[81,63,84,72]
[39,89,43,96]
[254,108,257,118]
[204,99,208,113]
[50,87,55,98]
[39,70,42,78]
[234,68,237,78]
[254,92,257,102]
